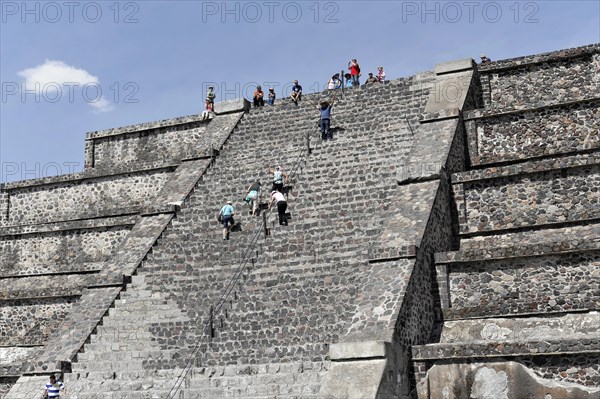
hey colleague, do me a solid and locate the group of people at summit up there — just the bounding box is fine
[204,59,385,113]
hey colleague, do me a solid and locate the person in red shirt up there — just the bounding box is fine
[348,59,361,87]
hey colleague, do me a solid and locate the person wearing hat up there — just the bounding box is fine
[365,73,378,85]
[270,190,288,226]
[219,200,236,240]
[314,97,336,141]
[480,54,491,64]
[267,87,276,106]
[253,85,265,107]
[377,66,386,83]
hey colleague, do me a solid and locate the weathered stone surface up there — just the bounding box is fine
[3,44,600,399]
[418,361,600,399]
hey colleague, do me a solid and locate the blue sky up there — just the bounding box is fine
[1,0,599,182]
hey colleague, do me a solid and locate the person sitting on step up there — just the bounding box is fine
[290,80,302,105]
[253,85,265,107]
[377,66,386,83]
[365,72,379,85]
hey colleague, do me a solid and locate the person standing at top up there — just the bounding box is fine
[253,85,265,107]
[290,80,302,104]
[268,165,288,193]
[348,59,361,87]
[44,374,65,399]
[315,97,335,141]
[270,190,288,226]
[202,85,216,120]
[219,200,236,240]
[377,66,386,83]
[206,85,216,111]
[267,87,276,105]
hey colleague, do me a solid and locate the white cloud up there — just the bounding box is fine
[18,60,114,112]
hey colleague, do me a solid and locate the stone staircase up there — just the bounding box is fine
[60,75,435,398]
[413,44,600,398]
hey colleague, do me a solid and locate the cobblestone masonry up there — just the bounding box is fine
[479,46,600,111]
[1,169,172,226]
[0,226,130,276]
[90,121,209,169]
[447,251,600,318]
[520,353,600,387]
[466,99,600,165]
[4,45,600,398]
[0,297,77,346]
[456,164,600,234]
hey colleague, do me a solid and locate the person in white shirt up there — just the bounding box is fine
[270,190,288,226]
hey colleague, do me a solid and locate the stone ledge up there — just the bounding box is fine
[0,215,137,237]
[329,341,389,361]
[1,161,178,191]
[419,108,461,124]
[86,113,210,140]
[412,338,600,361]
[452,151,600,184]
[214,98,250,115]
[477,43,600,73]
[435,240,600,265]
[438,313,600,344]
[0,266,103,280]
[464,96,600,121]
[434,59,475,75]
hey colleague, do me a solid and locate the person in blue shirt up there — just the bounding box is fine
[315,97,335,141]
[290,80,302,105]
[344,73,353,88]
[219,200,236,240]
[267,87,276,105]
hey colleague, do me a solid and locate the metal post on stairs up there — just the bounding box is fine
[209,306,215,340]
[306,130,311,154]
[262,211,268,238]
[340,69,345,98]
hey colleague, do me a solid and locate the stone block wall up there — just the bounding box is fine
[0,168,173,226]
[0,297,77,346]
[454,158,600,234]
[446,251,600,318]
[466,99,600,165]
[0,226,130,275]
[479,44,600,111]
[85,115,211,170]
